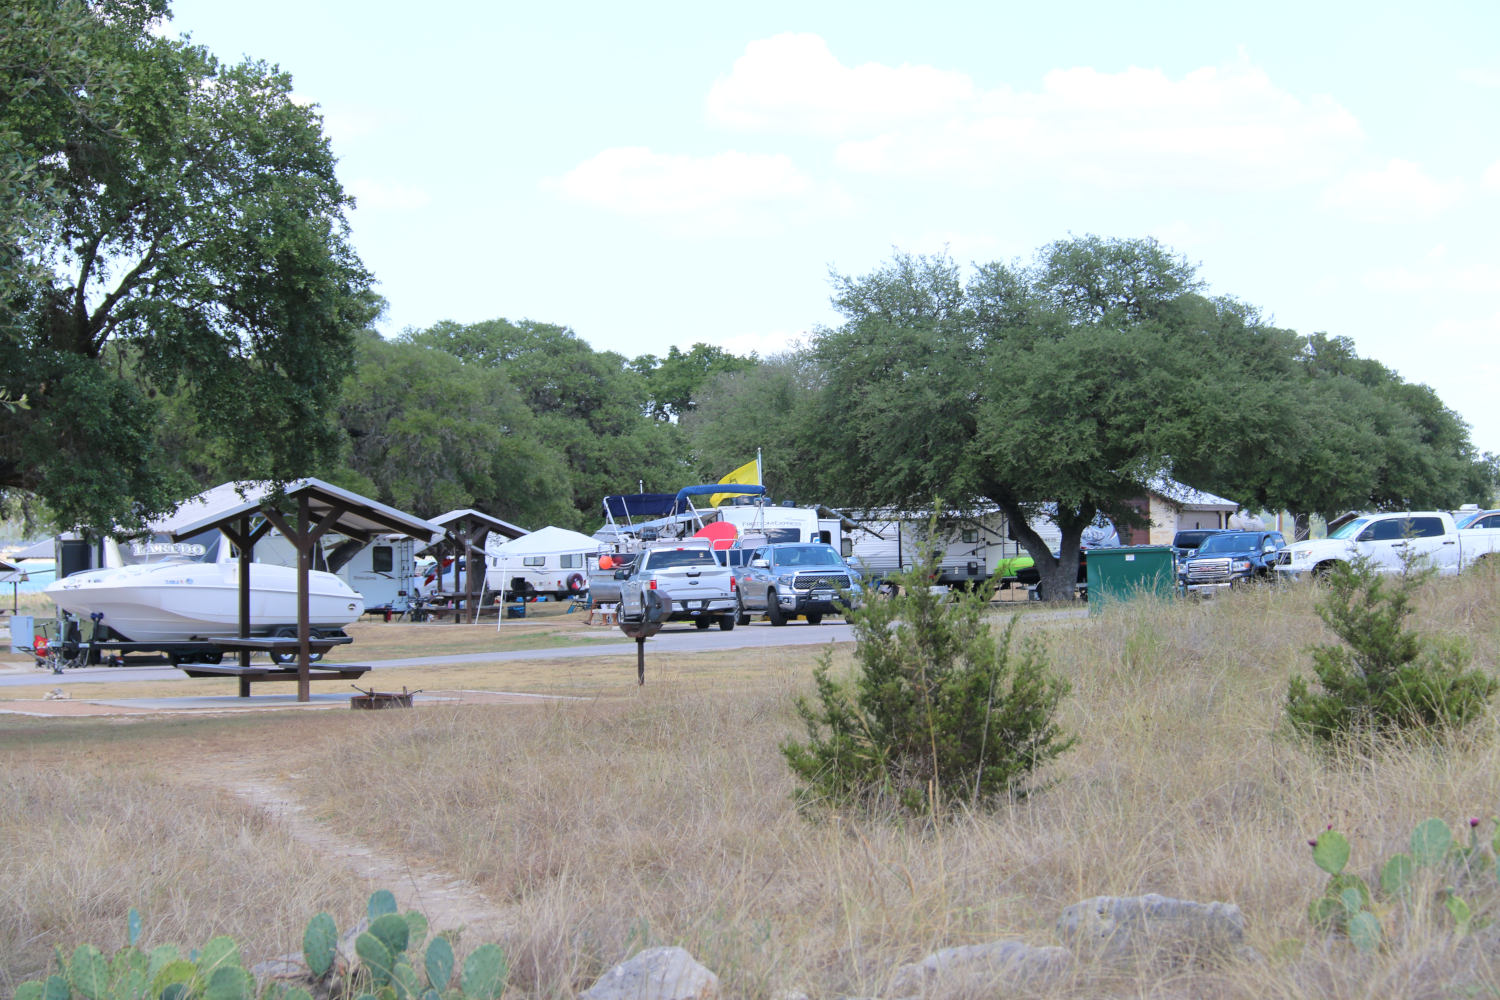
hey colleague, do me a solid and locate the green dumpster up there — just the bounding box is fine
[1085,545,1177,614]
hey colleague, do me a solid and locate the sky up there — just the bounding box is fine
[163,0,1500,457]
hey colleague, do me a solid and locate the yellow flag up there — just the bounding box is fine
[708,459,760,508]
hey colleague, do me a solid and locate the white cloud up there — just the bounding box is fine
[1483,161,1500,192]
[706,33,975,137]
[1320,159,1464,222]
[902,231,1004,261]
[1458,68,1500,88]
[708,38,1360,192]
[544,147,833,235]
[1360,247,1500,295]
[346,179,432,212]
[709,328,810,359]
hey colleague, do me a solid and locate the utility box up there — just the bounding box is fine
[1085,546,1177,614]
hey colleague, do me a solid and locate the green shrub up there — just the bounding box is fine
[781,548,1073,815]
[1286,556,1496,743]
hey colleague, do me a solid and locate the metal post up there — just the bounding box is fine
[637,636,646,685]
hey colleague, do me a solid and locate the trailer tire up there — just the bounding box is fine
[719,615,735,631]
[805,612,823,625]
[695,618,712,630]
[270,627,324,664]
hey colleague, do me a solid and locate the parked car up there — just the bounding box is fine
[1179,530,1286,593]
[1171,528,1229,565]
[734,542,862,626]
[1456,509,1500,531]
[1275,511,1500,579]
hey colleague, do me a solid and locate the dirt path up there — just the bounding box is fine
[219,766,518,941]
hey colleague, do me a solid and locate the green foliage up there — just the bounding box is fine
[1285,556,1497,742]
[1307,817,1500,952]
[401,318,695,524]
[14,891,507,1000]
[1,0,373,530]
[781,536,1074,814]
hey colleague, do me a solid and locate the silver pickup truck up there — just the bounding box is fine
[617,540,738,631]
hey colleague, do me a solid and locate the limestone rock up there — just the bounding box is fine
[581,945,718,1000]
[1056,893,1245,966]
[888,940,1073,997]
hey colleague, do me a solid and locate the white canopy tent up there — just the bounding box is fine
[483,526,603,627]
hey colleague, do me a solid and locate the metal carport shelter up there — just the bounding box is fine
[165,479,442,701]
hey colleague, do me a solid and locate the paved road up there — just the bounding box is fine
[0,608,1084,688]
[0,620,860,687]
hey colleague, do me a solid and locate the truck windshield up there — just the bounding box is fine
[1328,518,1370,540]
[1196,533,1252,555]
[774,546,841,566]
[647,549,718,568]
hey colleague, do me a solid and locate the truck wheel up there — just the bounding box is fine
[767,593,786,627]
[805,612,823,625]
[695,618,712,630]
[735,599,752,627]
[719,615,735,631]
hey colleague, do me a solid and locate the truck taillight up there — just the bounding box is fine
[649,579,656,590]
[730,577,737,590]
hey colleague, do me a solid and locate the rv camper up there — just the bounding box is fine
[483,526,601,601]
[841,508,1036,590]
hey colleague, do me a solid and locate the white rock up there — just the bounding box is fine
[888,940,1072,997]
[1056,893,1245,964]
[581,945,718,1000]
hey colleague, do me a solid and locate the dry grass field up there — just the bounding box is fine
[4,572,1500,999]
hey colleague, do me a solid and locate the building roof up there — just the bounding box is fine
[1147,476,1238,511]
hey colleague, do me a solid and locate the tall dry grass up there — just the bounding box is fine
[272,572,1500,998]
[5,570,1500,998]
[0,739,369,994]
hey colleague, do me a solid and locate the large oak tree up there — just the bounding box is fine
[1,0,374,530]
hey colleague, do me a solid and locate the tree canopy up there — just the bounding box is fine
[682,237,1493,599]
[1,0,373,530]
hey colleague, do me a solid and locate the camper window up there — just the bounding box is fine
[523,556,546,567]
[560,553,583,569]
[372,546,393,573]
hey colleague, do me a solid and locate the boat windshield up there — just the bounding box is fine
[120,530,220,566]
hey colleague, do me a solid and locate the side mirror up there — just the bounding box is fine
[751,558,769,568]
[1357,529,1375,542]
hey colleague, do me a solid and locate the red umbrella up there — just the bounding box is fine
[693,521,739,550]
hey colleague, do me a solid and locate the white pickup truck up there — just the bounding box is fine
[617,540,739,631]
[1275,511,1500,579]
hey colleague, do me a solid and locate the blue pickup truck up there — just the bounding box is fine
[1179,530,1286,593]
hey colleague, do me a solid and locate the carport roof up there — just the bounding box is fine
[165,479,443,543]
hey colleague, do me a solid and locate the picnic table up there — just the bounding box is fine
[176,635,368,698]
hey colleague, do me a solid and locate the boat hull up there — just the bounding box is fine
[46,561,365,642]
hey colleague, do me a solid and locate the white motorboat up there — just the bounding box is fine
[46,546,364,643]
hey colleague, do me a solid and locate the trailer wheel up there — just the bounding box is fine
[719,615,735,631]
[695,618,712,630]
[270,627,324,664]
[805,613,823,625]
